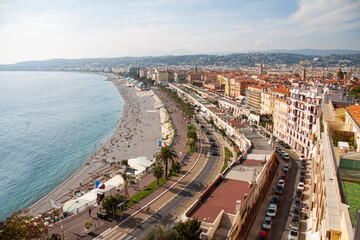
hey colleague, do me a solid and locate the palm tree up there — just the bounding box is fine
[155,146,179,179]
[101,195,123,218]
[152,162,164,188]
[117,169,136,202]
[174,218,202,240]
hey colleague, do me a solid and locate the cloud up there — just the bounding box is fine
[264,0,360,38]
[0,3,10,8]
[256,39,266,45]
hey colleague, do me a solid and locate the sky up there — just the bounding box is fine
[0,0,359,64]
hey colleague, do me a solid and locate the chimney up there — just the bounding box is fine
[236,200,241,212]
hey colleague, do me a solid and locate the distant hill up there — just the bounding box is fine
[0,52,360,71]
[249,48,360,56]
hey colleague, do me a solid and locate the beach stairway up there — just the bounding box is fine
[213,213,235,240]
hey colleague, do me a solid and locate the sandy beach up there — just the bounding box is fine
[28,73,162,216]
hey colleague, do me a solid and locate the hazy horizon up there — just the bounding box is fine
[1,0,360,64]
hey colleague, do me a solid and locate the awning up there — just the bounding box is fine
[63,199,91,213]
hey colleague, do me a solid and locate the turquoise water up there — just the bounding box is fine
[0,71,124,220]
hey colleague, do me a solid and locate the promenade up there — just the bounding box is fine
[48,86,236,239]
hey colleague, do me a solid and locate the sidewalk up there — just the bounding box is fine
[94,116,225,240]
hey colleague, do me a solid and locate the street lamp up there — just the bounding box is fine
[61,224,64,240]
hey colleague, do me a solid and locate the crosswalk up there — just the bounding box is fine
[94,226,126,240]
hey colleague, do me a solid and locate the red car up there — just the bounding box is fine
[257,230,268,240]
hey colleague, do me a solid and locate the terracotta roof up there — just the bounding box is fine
[187,179,252,223]
[271,87,290,95]
[345,105,360,127]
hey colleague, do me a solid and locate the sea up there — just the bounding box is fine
[0,71,124,220]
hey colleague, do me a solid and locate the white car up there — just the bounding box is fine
[267,203,277,217]
[288,229,299,240]
[278,179,285,188]
[300,155,306,161]
[297,182,305,190]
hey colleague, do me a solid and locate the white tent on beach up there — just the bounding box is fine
[62,175,125,214]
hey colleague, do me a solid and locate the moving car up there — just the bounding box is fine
[283,153,290,160]
[297,182,305,190]
[211,150,218,156]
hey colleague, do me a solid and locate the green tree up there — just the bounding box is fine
[186,138,195,147]
[152,162,164,188]
[117,169,136,202]
[155,146,179,179]
[169,161,181,175]
[0,210,48,240]
[142,225,177,240]
[101,194,123,218]
[174,218,202,240]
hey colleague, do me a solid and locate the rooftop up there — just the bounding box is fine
[345,105,360,127]
[188,179,252,223]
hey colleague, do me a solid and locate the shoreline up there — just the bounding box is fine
[28,73,162,216]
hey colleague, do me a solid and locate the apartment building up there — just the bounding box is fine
[247,85,266,114]
[287,87,322,158]
[309,102,355,240]
[260,92,271,115]
[273,97,289,141]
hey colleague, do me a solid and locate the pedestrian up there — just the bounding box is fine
[88,208,91,217]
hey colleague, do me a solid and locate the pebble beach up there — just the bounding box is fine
[28,74,162,216]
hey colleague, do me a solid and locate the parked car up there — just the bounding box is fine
[283,164,290,172]
[294,199,301,209]
[297,182,305,190]
[278,179,285,188]
[281,150,286,156]
[262,216,272,230]
[267,204,277,217]
[270,195,279,205]
[300,170,306,177]
[211,143,217,147]
[206,131,210,135]
[283,153,290,160]
[257,230,268,240]
[209,138,215,142]
[288,229,299,240]
[300,155,306,161]
[290,216,300,230]
[284,143,291,149]
[276,147,281,153]
[292,207,301,218]
[275,185,283,195]
[299,176,305,183]
[295,189,303,200]
[280,174,287,181]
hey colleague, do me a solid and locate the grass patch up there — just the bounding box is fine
[188,144,195,154]
[220,147,233,173]
[343,181,360,225]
